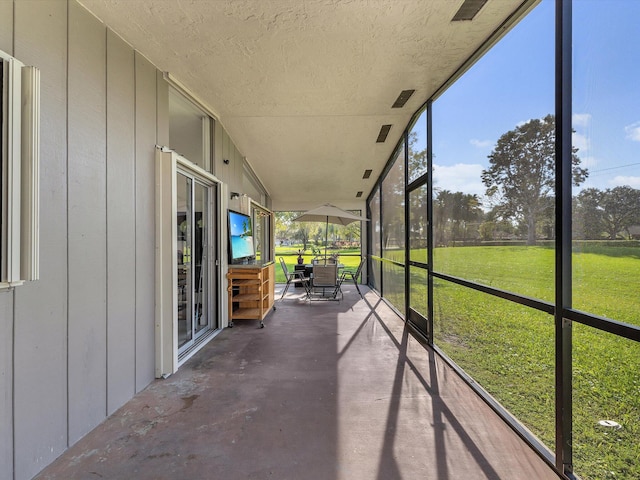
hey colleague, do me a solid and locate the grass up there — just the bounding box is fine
[422,245,639,480]
[434,245,555,301]
[573,245,640,324]
[429,244,640,325]
[274,247,362,283]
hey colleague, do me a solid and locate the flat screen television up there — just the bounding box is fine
[228,209,255,264]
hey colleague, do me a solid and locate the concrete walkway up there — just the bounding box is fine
[35,286,560,480]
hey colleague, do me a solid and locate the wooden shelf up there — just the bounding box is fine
[234,278,261,285]
[235,292,263,301]
[231,307,262,318]
[227,263,275,328]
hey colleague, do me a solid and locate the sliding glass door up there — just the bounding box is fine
[176,170,217,355]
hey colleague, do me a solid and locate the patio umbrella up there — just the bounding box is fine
[293,203,368,259]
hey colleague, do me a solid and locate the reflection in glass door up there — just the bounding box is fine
[177,171,215,355]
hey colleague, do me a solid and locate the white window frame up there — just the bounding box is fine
[0,49,39,289]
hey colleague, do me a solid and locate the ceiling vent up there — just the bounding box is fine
[452,0,488,21]
[362,169,373,179]
[356,191,363,198]
[376,125,392,143]
[392,90,415,108]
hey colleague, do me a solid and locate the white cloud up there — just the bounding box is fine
[624,121,640,141]
[579,155,599,169]
[572,132,590,153]
[433,163,485,197]
[573,113,592,127]
[470,139,492,148]
[572,114,591,154]
[609,175,640,188]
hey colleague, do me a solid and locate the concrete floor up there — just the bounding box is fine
[35,285,560,480]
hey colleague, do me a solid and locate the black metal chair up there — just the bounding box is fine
[279,257,310,299]
[338,256,366,298]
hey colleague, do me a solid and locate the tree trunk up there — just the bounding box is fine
[527,214,537,246]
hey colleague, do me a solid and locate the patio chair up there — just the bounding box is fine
[279,257,310,299]
[311,263,341,300]
[338,256,366,298]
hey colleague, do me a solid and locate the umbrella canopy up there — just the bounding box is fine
[293,204,368,258]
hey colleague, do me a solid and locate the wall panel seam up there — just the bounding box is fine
[12,287,16,480]
[133,51,138,393]
[104,26,109,419]
[65,0,71,450]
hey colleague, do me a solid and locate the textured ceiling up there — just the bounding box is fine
[78,0,531,210]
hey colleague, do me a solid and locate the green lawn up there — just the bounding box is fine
[425,245,639,480]
[274,247,362,283]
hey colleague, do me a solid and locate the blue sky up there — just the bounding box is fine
[427,0,640,199]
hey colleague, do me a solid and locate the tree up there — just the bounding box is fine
[481,114,588,245]
[600,186,640,239]
[433,189,483,245]
[408,130,428,183]
[433,189,452,246]
[381,151,405,250]
[312,225,324,246]
[294,224,312,250]
[534,195,555,240]
[573,188,604,240]
[342,221,361,244]
[451,192,483,242]
[275,211,312,249]
[480,207,517,241]
[275,211,297,244]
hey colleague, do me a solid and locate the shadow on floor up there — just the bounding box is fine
[35,285,559,480]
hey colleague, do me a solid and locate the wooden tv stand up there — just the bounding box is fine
[226,262,275,328]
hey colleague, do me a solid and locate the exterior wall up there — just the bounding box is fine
[133,53,158,394]
[12,2,69,478]
[0,0,14,473]
[0,3,14,479]
[105,29,136,415]
[0,1,167,478]
[0,290,13,480]
[215,125,244,190]
[67,0,108,444]
[0,1,262,478]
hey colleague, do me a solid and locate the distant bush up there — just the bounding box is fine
[573,240,640,249]
[445,239,640,248]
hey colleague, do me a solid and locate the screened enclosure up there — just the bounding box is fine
[367,1,640,478]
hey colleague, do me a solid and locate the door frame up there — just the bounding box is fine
[155,147,223,377]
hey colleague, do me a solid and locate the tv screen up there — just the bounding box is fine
[228,210,255,263]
